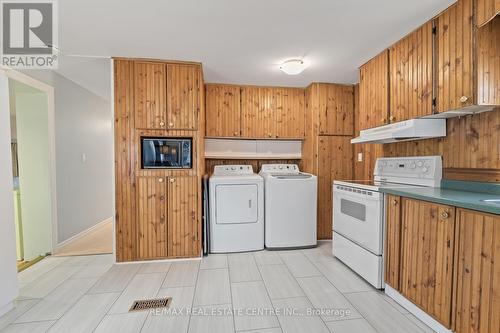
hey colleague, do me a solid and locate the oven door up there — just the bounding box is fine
[333,185,384,255]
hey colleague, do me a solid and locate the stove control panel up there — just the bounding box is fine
[213,165,254,175]
[374,156,442,187]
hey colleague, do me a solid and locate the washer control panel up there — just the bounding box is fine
[260,164,299,174]
[213,165,254,175]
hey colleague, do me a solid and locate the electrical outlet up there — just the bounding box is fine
[357,152,363,162]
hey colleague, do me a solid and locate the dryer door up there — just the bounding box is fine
[216,184,258,224]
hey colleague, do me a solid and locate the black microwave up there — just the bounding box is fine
[141,137,192,169]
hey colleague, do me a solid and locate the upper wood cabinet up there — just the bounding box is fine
[454,208,500,333]
[435,0,475,113]
[477,16,500,106]
[384,194,402,290]
[275,87,306,138]
[359,50,390,130]
[400,198,456,328]
[241,86,275,138]
[389,21,433,122]
[166,64,201,130]
[313,84,354,135]
[205,84,241,137]
[476,0,500,27]
[134,62,167,129]
[134,61,201,130]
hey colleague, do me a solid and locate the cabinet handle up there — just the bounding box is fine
[169,178,175,183]
[159,121,165,127]
[441,211,450,219]
[158,178,164,183]
[459,96,468,103]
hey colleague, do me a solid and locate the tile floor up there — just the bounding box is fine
[0,241,436,333]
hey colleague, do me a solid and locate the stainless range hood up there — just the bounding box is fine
[351,119,446,144]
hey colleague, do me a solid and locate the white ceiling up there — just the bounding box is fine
[57,0,455,97]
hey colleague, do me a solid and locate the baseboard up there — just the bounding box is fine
[53,217,112,254]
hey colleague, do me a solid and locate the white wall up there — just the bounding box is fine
[21,66,113,244]
[0,74,20,316]
[14,86,53,260]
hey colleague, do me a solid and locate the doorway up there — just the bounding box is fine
[4,71,57,272]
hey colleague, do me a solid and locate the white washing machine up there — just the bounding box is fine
[209,165,264,253]
[259,164,317,249]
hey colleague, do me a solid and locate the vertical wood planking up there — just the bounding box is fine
[317,84,354,135]
[275,87,306,138]
[385,195,402,290]
[241,86,275,138]
[167,64,200,130]
[389,21,433,122]
[134,62,166,129]
[167,176,199,258]
[477,16,500,106]
[359,50,390,129]
[317,136,353,239]
[476,0,500,27]
[400,198,456,328]
[205,84,241,137]
[453,208,500,333]
[435,0,475,112]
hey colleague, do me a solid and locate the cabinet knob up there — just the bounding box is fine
[459,96,468,103]
[169,178,175,183]
[389,116,396,122]
[168,122,174,127]
[233,131,238,136]
[392,199,398,205]
[158,178,164,183]
[441,211,450,219]
[159,121,165,127]
[268,133,272,137]
[381,118,387,123]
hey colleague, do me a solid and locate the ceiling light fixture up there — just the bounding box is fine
[279,59,308,75]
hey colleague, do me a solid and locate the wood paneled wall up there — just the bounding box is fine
[477,16,500,105]
[114,59,205,262]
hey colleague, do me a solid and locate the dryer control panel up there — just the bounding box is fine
[213,165,254,176]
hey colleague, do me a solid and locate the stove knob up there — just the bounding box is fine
[417,161,423,167]
[422,167,429,173]
[279,166,283,170]
[410,163,416,169]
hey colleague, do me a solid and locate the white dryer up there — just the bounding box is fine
[259,164,317,249]
[209,165,264,253]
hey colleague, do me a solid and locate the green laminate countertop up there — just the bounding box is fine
[379,180,500,215]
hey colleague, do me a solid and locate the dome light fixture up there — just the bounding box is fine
[279,59,308,75]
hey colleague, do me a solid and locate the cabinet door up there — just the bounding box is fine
[134,62,167,129]
[167,176,199,257]
[454,209,500,333]
[205,84,241,137]
[476,0,500,27]
[166,64,200,130]
[389,21,433,122]
[275,88,306,138]
[359,50,390,129]
[400,199,456,328]
[318,136,353,239]
[477,16,500,106]
[136,176,167,260]
[241,86,275,138]
[317,84,354,135]
[435,0,474,112]
[384,195,402,290]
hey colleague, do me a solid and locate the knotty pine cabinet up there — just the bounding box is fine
[205,84,241,137]
[454,208,500,333]
[134,61,201,130]
[136,176,199,260]
[317,136,353,239]
[359,50,390,130]
[384,194,402,290]
[389,21,434,122]
[476,0,500,27]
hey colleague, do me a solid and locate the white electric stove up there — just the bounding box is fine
[332,156,442,289]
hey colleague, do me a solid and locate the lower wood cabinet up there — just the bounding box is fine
[453,208,500,333]
[136,176,198,260]
[384,194,402,290]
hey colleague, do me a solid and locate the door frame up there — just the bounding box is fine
[0,67,58,254]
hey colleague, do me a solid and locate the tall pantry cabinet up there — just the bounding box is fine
[114,58,204,262]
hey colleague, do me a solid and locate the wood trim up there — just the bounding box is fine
[112,57,202,66]
[443,167,500,182]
